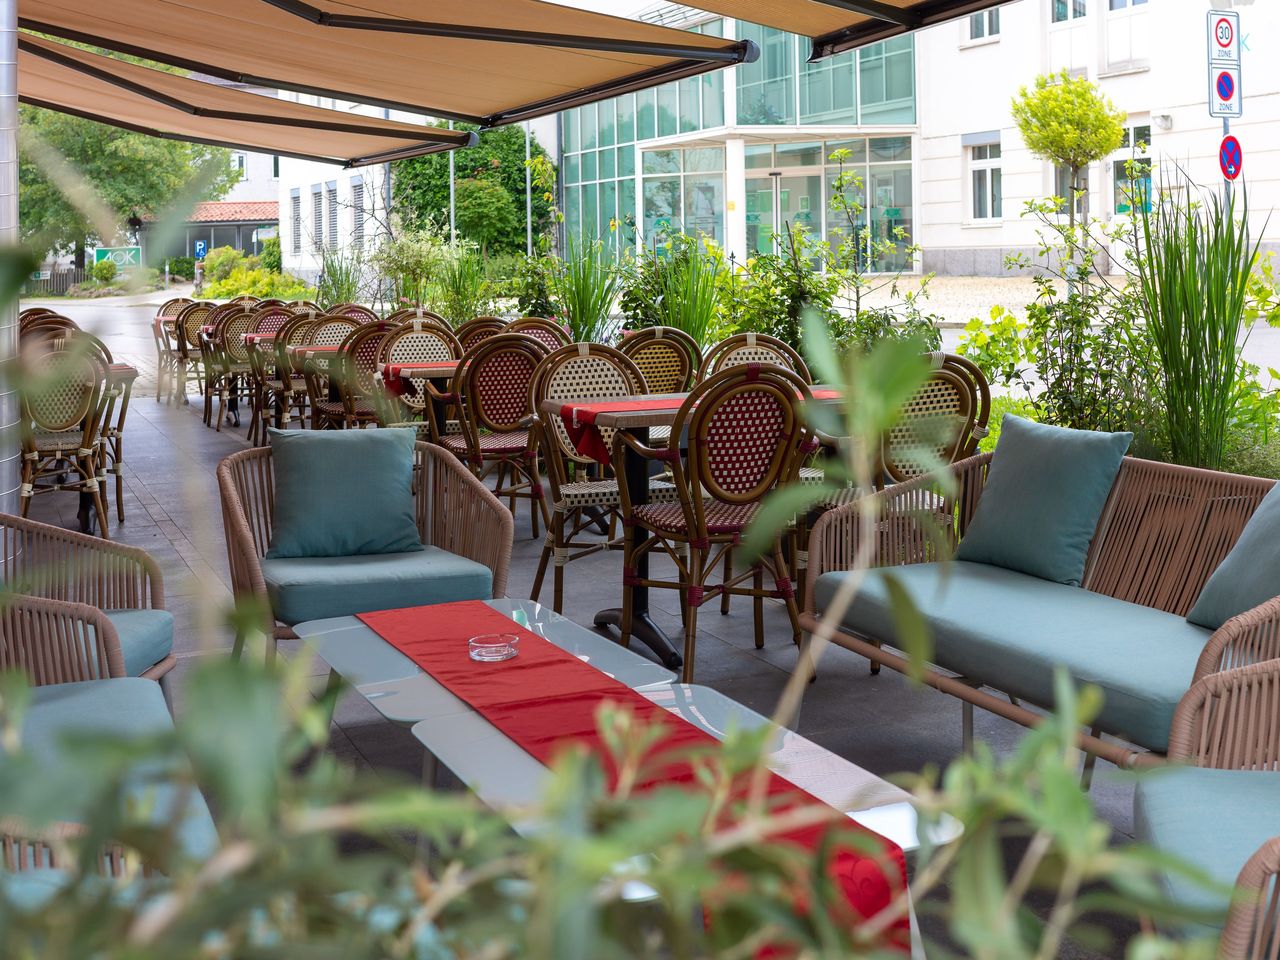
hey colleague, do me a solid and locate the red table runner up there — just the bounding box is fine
[244,332,277,345]
[559,397,682,465]
[357,601,909,952]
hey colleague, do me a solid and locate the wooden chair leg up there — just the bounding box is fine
[773,544,803,650]
[753,564,765,649]
[682,548,704,684]
[720,549,732,615]
[619,524,636,650]
[531,527,553,604]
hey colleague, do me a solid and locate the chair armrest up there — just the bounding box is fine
[802,452,992,616]
[0,594,125,684]
[215,456,275,643]
[1,818,147,878]
[1167,659,1280,768]
[1195,595,1280,681]
[1219,835,1280,960]
[0,513,163,610]
[415,443,514,598]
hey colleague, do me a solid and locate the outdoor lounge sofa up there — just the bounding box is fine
[218,437,513,657]
[802,441,1280,769]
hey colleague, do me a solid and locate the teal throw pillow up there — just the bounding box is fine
[265,427,422,559]
[955,415,1132,586]
[1187,483,1280,629]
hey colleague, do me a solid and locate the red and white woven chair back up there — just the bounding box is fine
[619,326,699,393]
[462,334,548,434]
[309,316,361,347]
[287,300,321,313]
[339,322,396,397]
[508,318,571,351]
[456,317,506,351]
[326,303,378,322]
[156,298,192,319]
[677,364,811,506]
[537,344,643,464]
[701,333,811,383]
[248,305,294,336]
[385,307,450,328]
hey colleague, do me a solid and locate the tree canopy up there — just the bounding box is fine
[19,105,240,263]
[1011,71,1125,175]
[392,123,554,256]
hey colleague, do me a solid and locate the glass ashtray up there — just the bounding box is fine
[468,633,519,662]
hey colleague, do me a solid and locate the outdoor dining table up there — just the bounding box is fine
[243,332,276,345]
[376,361,459,435]
[539,386,844,670]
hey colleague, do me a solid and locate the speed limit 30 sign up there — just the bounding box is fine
[1207,10,1242,118]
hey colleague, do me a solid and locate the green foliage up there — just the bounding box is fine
[316,244,366,307]
[91,258,117,284]
[454,178,520,257]
[203,266,314,301]
[510,254,560,317]
[393,124,554,256]
[19,105,239,262]
[1011,71,1125,226]
[551,233,623,343]
[1133,176,1262,470]
[201,245,244,283]
[979,395,1038,453]
[368,227,447,309]
[620,235,726,348]
[433,245,494,326]
[167,256,195,280]
[720,233,840,353]
[259,236,282,274]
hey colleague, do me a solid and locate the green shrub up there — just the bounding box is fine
[204,266,314,300]
[202,245,244,283]
[168,256,195,280]
[979,395,1038,453]
[260,236,282,274]
[91,258,117,284]
[432,245,493,325]
[509,254,559,317]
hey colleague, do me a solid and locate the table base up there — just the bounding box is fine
[594,608,683,671]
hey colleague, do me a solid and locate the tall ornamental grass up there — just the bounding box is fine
[1134,177,1262,470]
[552,233,623,343]
[657,242,721,347]
[434,245,493,326]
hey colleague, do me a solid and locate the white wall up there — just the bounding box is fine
[223,150,279,203]
[914,0,1280,274]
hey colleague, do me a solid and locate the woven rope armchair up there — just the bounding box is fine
[0,594,125,684]
[0,512,172,680]
[803,453,1280,768]
[217,441,513,655]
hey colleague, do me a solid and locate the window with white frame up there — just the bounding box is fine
[290,192,301,255]
[326,183,338,249]
[967,138,1002,220]
[1051,0,1086,23]
[1108,0,1145,8]
[232,152,246,173]
[1112,123,1152,214]
[311,188,323,251]
[969,9,1000,39]
[351,178,365,248]
[1053,164,1090,216]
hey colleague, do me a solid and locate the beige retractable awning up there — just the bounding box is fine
[19,34,475,166]
[682,0,1007,59]
[20,0,757,127]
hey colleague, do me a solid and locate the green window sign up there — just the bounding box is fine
[94,246,142,270]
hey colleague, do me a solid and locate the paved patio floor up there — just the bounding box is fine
[21,300,1144,957]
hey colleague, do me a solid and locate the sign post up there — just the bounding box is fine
[1207,9,1243,204]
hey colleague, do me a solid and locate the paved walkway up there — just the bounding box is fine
[20,295,1144,957]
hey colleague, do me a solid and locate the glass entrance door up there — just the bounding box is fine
[746,174,822,255]
[745,177,775,255]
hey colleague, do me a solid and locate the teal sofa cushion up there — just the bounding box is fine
[814,561,1211,752]
[1134,766,1280,934]
[261,547,493,625]
[955,415,1132,586]
[19,679,218,861]
[104,609,174,676]
[1188,483,1280,629]
[265,427,422,560]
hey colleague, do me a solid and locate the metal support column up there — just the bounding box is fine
[0,0,19,518]
[447,120,456,238]
[524,121,532,257]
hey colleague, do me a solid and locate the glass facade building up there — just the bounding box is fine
[559,16,917,271]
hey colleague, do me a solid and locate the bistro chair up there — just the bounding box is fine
[508,317,571,351]
[615,364,814,683]
[0,512,175,685]
[205,305,255,431]
[173,301,215,406]
[385,307,450,327]
[325,302,378,323]
[242,304,299,444]
[529,343,678,613]
[325,321,395,430]
[18,307,60,328]
[618,326,701,394]
[698,332,811,382]
[20,314,79,340]
[217,440,512,656]
[99,360,139,524]
[152,297,191,404]
[454,316,506,351]
[440,333,550,538]
[300,315,362,429]
[17,332,110,536]
[259,313,319,436]
[228,295,260,307]
[374,319,463,440]
[254,298,286,310]
[287,299,321,312]
[198,301,249,424]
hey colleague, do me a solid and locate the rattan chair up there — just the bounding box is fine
[529,343,677,612]
[242,305,300,444]
[256,313,318,436]
[98,361,138,523]
[374,320,463,440]
[385,307,450,327]
[228,295,260,307]
[325,302,379,322]
[20,314,79,339]
[18,333,111,536]
[152,298,191,404]
[698,332,812,382]
[618,326,701,394]
[205,306,256,431]
[173,301,215,406]
[18,307,60,329]
[0,512,172,682]
[454,316,507,351]
[300,315,363,429]
[326,320,395,430]
[440,333,550,538]
[508,317,571,351]
[615,365,814,682]
[217,441,513,656]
